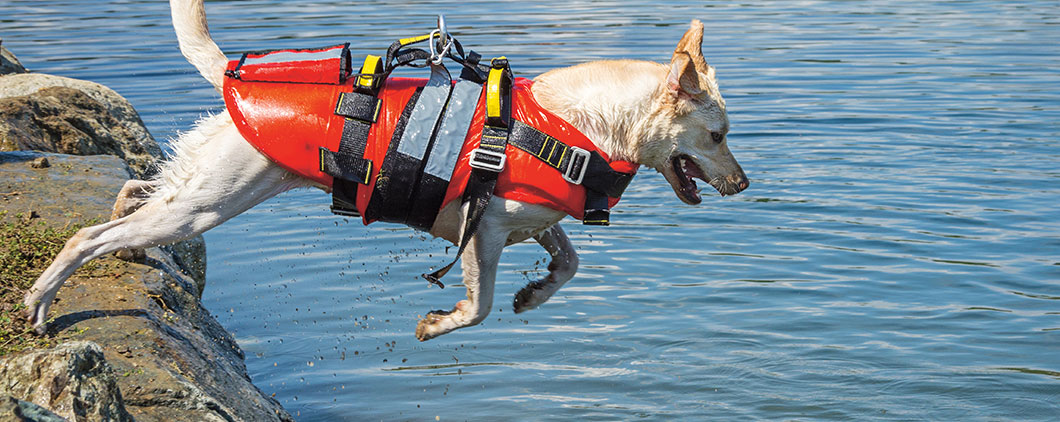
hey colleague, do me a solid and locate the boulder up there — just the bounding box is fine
[0,44,204,286]
[0,151,290,421]
[0,45,285,421]
[0,342,131,422]
[0,44,160,178]
[0,81,161,179]
[0,395,67,422]
[0,151,204,288]
[0,151,291,421]
[162,237,208,297]
[0,39,28,75]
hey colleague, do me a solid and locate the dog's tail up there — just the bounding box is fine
[170,0,227,92]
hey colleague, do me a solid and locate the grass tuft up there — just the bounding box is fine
[0,211,105,356]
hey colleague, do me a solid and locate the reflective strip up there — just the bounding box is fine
[243,47,344,66]
[424,79,482,180]
[396,64,452,160]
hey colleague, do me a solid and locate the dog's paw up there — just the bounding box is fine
[21,299,49,335]
[512,286,537,314]
[415,309,452,341]
[415,300,476,341]
[513,282,549,314]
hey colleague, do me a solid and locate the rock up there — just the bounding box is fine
[0,342,132,422]
[0,395,67,422]
[29,156,49,169]
[0,151,291,421]
[0,50,205,286]
[2,151,204,289]
[0,44,158,177]
[0,152,135,225]
[0,82,161,178]
[0,39,28,75]
[51,244,292,421]
[162,236,208,297]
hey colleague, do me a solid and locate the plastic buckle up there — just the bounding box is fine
[469,148,506,172]
[563,146,591,185]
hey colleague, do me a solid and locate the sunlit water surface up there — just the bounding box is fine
[3,1,1059,420]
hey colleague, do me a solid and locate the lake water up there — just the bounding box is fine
[3,0,1059,420]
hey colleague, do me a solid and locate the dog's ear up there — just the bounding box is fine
[668,52,702,96]
[667,20,711,97]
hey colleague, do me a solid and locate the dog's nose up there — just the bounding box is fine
[729,173,749,193]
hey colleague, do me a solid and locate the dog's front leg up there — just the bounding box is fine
[513,224,579,313]
[415,208,508,341]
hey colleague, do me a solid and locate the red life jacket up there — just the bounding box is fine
[222,45,637,227]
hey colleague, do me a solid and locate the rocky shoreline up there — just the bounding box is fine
[1,41,291,421]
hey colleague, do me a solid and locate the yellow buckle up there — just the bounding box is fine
[486,56,507,119]
[358,55,381,90]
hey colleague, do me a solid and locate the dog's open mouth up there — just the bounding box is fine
[671,154,706,205]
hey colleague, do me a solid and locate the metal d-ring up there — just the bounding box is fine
[437,15,449,48]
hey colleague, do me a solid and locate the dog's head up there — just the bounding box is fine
[641,20,748,204]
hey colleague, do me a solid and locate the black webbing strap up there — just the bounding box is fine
[506,122,636,225]
[391,49,433,70]
[360,88,422,224]
[458,51,488,83]
[582,191,612,225]
[363,63,453,229]
[321,56,384,216]
[320,91,378,183]
[423,58,512,287]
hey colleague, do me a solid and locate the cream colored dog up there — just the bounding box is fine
[25,0,748,341]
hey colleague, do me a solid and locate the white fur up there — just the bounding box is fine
[24,0,746,341]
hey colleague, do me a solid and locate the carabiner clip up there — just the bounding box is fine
[429,15,453,65]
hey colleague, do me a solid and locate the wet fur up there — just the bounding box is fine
[24,0,747,341]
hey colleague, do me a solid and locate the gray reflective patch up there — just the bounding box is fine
[397,64,452,160]
[243,48,343,66]
[424,79,482,180]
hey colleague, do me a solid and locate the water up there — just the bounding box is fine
[3,1,1059,420]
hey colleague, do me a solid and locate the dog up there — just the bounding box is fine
[24,0,748,341]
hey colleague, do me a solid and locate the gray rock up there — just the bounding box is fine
[0,52,206,286]
[0,44,157,178]
[0,395,67,422]
[0,81,161,178]
[29,156,49,169]
[0,151,291,422]
[0,342,131,422]
[162,236,208,297]
[0,39,28,75]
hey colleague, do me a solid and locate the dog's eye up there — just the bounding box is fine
[711,132,725,144]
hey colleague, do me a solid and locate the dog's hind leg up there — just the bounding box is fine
[110,179,155,262]
[512,224,579,313]
[23,114,310,330]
